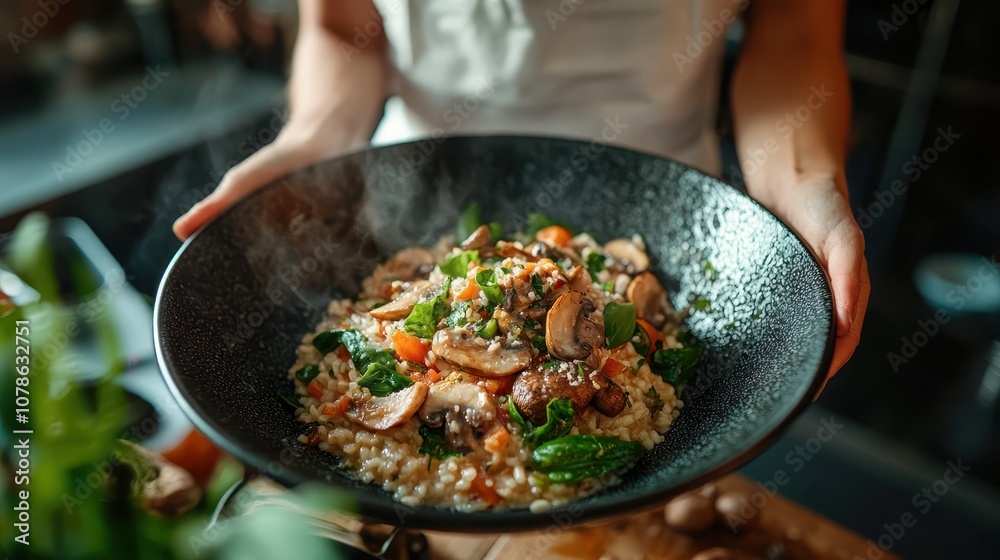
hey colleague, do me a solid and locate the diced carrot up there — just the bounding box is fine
[470,374,516,395]
[601,358,628,378]
[536,225,572,247]
[392,330,428,364]
[456,279,480,301]
[322,396,351,416]
[523,262,537,273]
[307,379,325,399]
[335,345,351,362]
[636,318,663,359]
[484,426,510,453]
[470,475,503,506]
[411,368,442,383]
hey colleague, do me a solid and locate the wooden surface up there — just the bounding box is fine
[424,474,897,560]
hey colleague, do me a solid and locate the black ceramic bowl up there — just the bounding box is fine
[155,135,833,532]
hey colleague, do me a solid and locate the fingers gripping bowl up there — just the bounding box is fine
[155,136,834,531]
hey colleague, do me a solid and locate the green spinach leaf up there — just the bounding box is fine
[603,301,637,349]
[357,363,414,397]
[439,250,479,278]
[403,296,447,339]
[649,346,703,386]
[532,435,646,484]
[524,398,574,446]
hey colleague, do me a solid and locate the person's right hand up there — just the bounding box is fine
[172,126,352,240]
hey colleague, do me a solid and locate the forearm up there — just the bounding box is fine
[285,0,389,147]
[731,0,850,213]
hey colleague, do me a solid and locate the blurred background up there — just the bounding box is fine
[1,0,999,558]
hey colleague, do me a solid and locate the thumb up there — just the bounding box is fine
[173,141,311,240]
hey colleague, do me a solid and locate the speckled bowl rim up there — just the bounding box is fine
[154,134,835,532]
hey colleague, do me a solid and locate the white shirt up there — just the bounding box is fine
[370,0,743,174]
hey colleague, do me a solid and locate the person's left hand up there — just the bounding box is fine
[760,174,870,384]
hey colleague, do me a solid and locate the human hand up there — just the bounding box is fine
[172,125,352,240]
[760,174,870,383]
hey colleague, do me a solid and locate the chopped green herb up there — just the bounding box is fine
[532,435,646,484]
[523,317,537,329]
[508,397,531,433]
[501,266,512,275]
[601,281,615,293]
[585,252,606,281]
[531,274,545,298]
[636,357,646,369]
[645,387,664,415]
[603,301,637,349]
[403,296,447,339]
[576,362,585,377]
[357,363,414,397]
[312,329,344,354]
[476,318,499,339]
[279,393,302,409]
[418,424,465,461]
[631,323,651,357]
[524,398,574,446]
[440,250,479,278]
[649,346,703,386]
[294,365,320,383]
[543,359,559,370]
[531,335,547,351]
[298,422,320,436]
[475,269,504,305]
[407,360,426,372]
[336,328,397,376]
[445,300,472,327]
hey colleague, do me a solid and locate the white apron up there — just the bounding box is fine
[370,0,742,174]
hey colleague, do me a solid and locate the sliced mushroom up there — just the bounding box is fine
[604,238,650,274]
[512,361,603,424]
[460,224,493,251]
[626,272,674,329]
[592,376,627,417]
[566,265,592,293]
[419,380,496,449]
[546,291,604,361]
[431,328,532,377]
[383,247,436,281]
[346,382,428,431]
[370,280,435,321]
